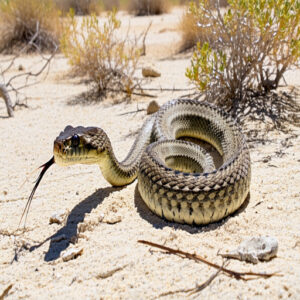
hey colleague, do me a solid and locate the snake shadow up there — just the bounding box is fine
[29,186,122,261]
[134,185,250,234]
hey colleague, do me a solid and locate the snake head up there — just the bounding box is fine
[54,125,108,166]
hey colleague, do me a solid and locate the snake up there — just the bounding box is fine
[22,99,251,226]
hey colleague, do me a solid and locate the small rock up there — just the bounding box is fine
[104,215,122,224]
[18,64,25,71]
[142,64,161,77]
[61,247,83,262]
[70,235,78,244]
[98,213,105,222]
[262,156,271,163]
[147,100,160,115]
[220,236,278,264]
[49,210,67,224]
[3,190,8,196]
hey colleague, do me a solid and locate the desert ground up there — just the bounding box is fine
[0,7,300,300]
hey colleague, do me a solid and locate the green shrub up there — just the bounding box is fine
[60,10,141,96]
[129,0,169,16]
[0,0,62,52]
[186,0,300,111]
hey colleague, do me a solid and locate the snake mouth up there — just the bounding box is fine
[53,145,99,166]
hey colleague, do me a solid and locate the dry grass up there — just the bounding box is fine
[60,11,141,97]
[0,0,62,53]
[179,4,208,51]
[178,0,228,51]
[128,0,170,16]
[54,0,102,15]
[102,0,120,10]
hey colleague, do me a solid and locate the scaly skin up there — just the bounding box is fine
[53,99,251,225]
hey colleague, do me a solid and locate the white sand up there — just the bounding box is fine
[0,8,300,299]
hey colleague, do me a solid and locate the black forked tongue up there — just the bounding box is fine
[19,156,55,228]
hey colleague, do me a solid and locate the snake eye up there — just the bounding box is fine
[71,134,80,147]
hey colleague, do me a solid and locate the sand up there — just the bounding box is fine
[0,8,300,300]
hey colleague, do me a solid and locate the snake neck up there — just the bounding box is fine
[98,115,155,187]
[97,149,137,186]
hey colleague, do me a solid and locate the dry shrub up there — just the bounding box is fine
[179,0,228,50]
[186,0,300,113]
[55,0,102,15]
[102,0,120,11]
[0,0,62,52]
[179,2,210,51]
[129,0,169,16]
[60,11,141,96]
[179,0,227,6]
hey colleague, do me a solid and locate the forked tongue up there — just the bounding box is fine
[19,157,55,228]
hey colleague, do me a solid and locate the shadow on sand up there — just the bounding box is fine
[29,186,122,261]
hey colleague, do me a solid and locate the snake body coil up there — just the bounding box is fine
[54,99,251,225]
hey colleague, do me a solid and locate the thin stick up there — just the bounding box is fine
[118,108,145,116]
[135,87,194,92]
[138,240,280,280]
[158,263,224,298]
[141,21,152,56]
[0,284,13,300]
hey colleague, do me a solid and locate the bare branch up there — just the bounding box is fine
[138,240,281,280]
[0,84,14,117]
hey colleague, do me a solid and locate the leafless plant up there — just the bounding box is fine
[0,28,57,117]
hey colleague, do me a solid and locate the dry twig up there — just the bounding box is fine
[0,284,13,300]
[138,240,280,280]
[0,23,57,117]
[158,262,224,298]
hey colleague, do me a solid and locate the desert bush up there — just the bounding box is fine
[179,0,228,7]
[102,0,120,11]
[0,0,62,52]
[60,10,141,96]
[179,1,229,51]
[129,0,169,16]
[179,1,211,51]
[54,0,102,15]
[186,0,300,112]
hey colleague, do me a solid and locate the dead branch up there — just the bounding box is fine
[0,24,57,117]
[140,21,152,56]
[158,262,224,298]
[0,284,13,300]
[138,240,281,280]
[136,87,195,92]
[0,83,14,117]
[118,108,145,116]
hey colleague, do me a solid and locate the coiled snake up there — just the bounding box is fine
[23,99,251,226]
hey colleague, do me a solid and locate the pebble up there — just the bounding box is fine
[49,210,68,224]
[61,247,83,262]
[220,236,278,264]
[104,215,122,224]
[142,64,161,77]
[147,100,160,115]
